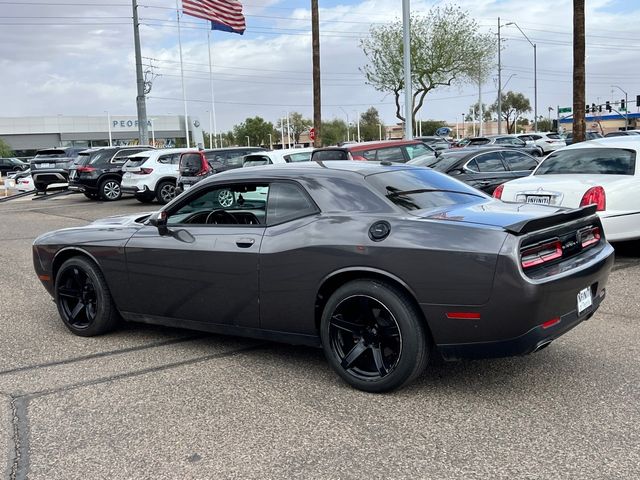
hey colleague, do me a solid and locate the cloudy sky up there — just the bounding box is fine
[1,0,639,132]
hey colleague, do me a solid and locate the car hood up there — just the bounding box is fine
[412,199,569,231]
[91,212,154,226]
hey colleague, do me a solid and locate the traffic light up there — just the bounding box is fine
[606,101,611,112]
[592,103,597,113]
[636,95,640,107]
[599,105,603,113]
[621,99,626,110]
[586,104,590,113]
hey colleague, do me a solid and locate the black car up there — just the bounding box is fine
[0,157,28,174]
[177,147,266,192]
[564,131,603,145]
[408,148,540,194]
[33,162,613,393]
[465,135,544,156]
[30,147,86,192]
[68,146,153,201]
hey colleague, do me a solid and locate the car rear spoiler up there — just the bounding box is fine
[504,205,598,235]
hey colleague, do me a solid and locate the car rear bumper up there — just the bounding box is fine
[422,241,614,360]
[121,176,152,194]
[32,170,68,186]
[437,289,604,360]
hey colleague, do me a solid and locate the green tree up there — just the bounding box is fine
[358,107,383,141]
[417,120,449,136]
[465,102,492,123]
[360,6,496,128]
[536,118,553,132]
[233,117,274,147]
[277,112,311,145]
[321,119,348,146]
[490,91,532,134]
[0,139,13,157]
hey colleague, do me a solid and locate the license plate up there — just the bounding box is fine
[38,163,54,169]
[577,287,593,314]
[526,195,550,205]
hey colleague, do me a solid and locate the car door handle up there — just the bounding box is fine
[235,238,255,248]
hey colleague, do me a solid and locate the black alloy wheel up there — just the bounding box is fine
[55,257,119,336]
[156,180,177,205]
[321,280,429,392]
[99,179,122,201]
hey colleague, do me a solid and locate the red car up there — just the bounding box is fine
[311,140,435,163]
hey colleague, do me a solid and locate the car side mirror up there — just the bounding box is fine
[148,210,168,235]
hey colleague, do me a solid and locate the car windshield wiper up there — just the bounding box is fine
[385,187,483,198]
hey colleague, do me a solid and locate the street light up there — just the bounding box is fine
[246,136,250,147]
[461,113,466,138]
[506,22,537,132]
[149,118,155,146]
[378,123,383,141]
[353,110,361,142]
[611,85,629,128]
[268,133,273,150]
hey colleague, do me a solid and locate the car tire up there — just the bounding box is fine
[54,257,120,337]
[99,179,122,201]
[34,183,46,193]
[155,180,177,205]
[83,192,99,200]
[320,279,430,393]
[135,192,156,203]
[532,149,542,157]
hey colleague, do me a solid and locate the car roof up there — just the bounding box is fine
[561,135,640,152]
[128,147,193,159]
[245,147,314,161]
[315,140,423,152]
[199,160,421,183]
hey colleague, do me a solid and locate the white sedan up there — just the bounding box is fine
[494,136,640,241]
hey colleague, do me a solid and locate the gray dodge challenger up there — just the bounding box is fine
[33,161,614,392]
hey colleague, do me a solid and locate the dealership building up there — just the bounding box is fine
[0,115,204,156]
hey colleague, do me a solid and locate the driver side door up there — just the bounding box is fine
[123,182,268,329]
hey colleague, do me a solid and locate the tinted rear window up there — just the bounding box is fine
[547,133,562,139]
[34,150,66,158]
[535,148,636,175]
[468,138,490,146]
[312,150,348,161]
[181,153,203,173]
[426,154,465,172]
[126,155,149,168]
[366,169,485,212]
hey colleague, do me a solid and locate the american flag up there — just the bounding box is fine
[182,0,246,35]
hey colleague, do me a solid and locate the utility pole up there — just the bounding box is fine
[573,0,586,143]
[497,17,502,134]
[402,0,413,140]
[132,0,149,145]
[479,63,484,136]
[311,0,322,147]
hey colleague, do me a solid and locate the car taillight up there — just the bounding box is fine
[493,184,504,199]
[580,186,606,211]
[76,166,96,173]
[520,239,563,269]
[136,167,153,175]
[580,226,601,248]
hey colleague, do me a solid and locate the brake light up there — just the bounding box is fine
[580,186,606,211]
[446,312,481,320]
[521,239,563,269]
[136,167,153,175]
[493,184,504,199]
[76,166,95,173]
[580,226,601,248]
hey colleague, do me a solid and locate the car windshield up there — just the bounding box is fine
[468,138,490,146]
[547,133,562,139]
[365,168,485,212]
[535,148,636,175]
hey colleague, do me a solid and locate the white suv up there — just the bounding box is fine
[121,148,193,204]
[517,132,566,154]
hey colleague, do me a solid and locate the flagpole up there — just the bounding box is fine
[176,0,190,147]
[207,27,218,148]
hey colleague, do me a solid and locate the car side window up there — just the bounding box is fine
[157,154,173,164]
[494,137,511,145]
[113,148,144,163]
[171,154,181,164]
[502,151,538,171]
[473,153,507,172]
[168,183,269,226]
[361,150,377,161]
[404,143,431,159]
[267,182,318,225]
[376,147,405,162]
[465,159,479,172]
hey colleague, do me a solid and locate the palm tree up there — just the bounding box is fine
[572,0,586,143]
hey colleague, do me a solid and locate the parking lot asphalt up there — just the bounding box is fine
[1,192,639,480]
